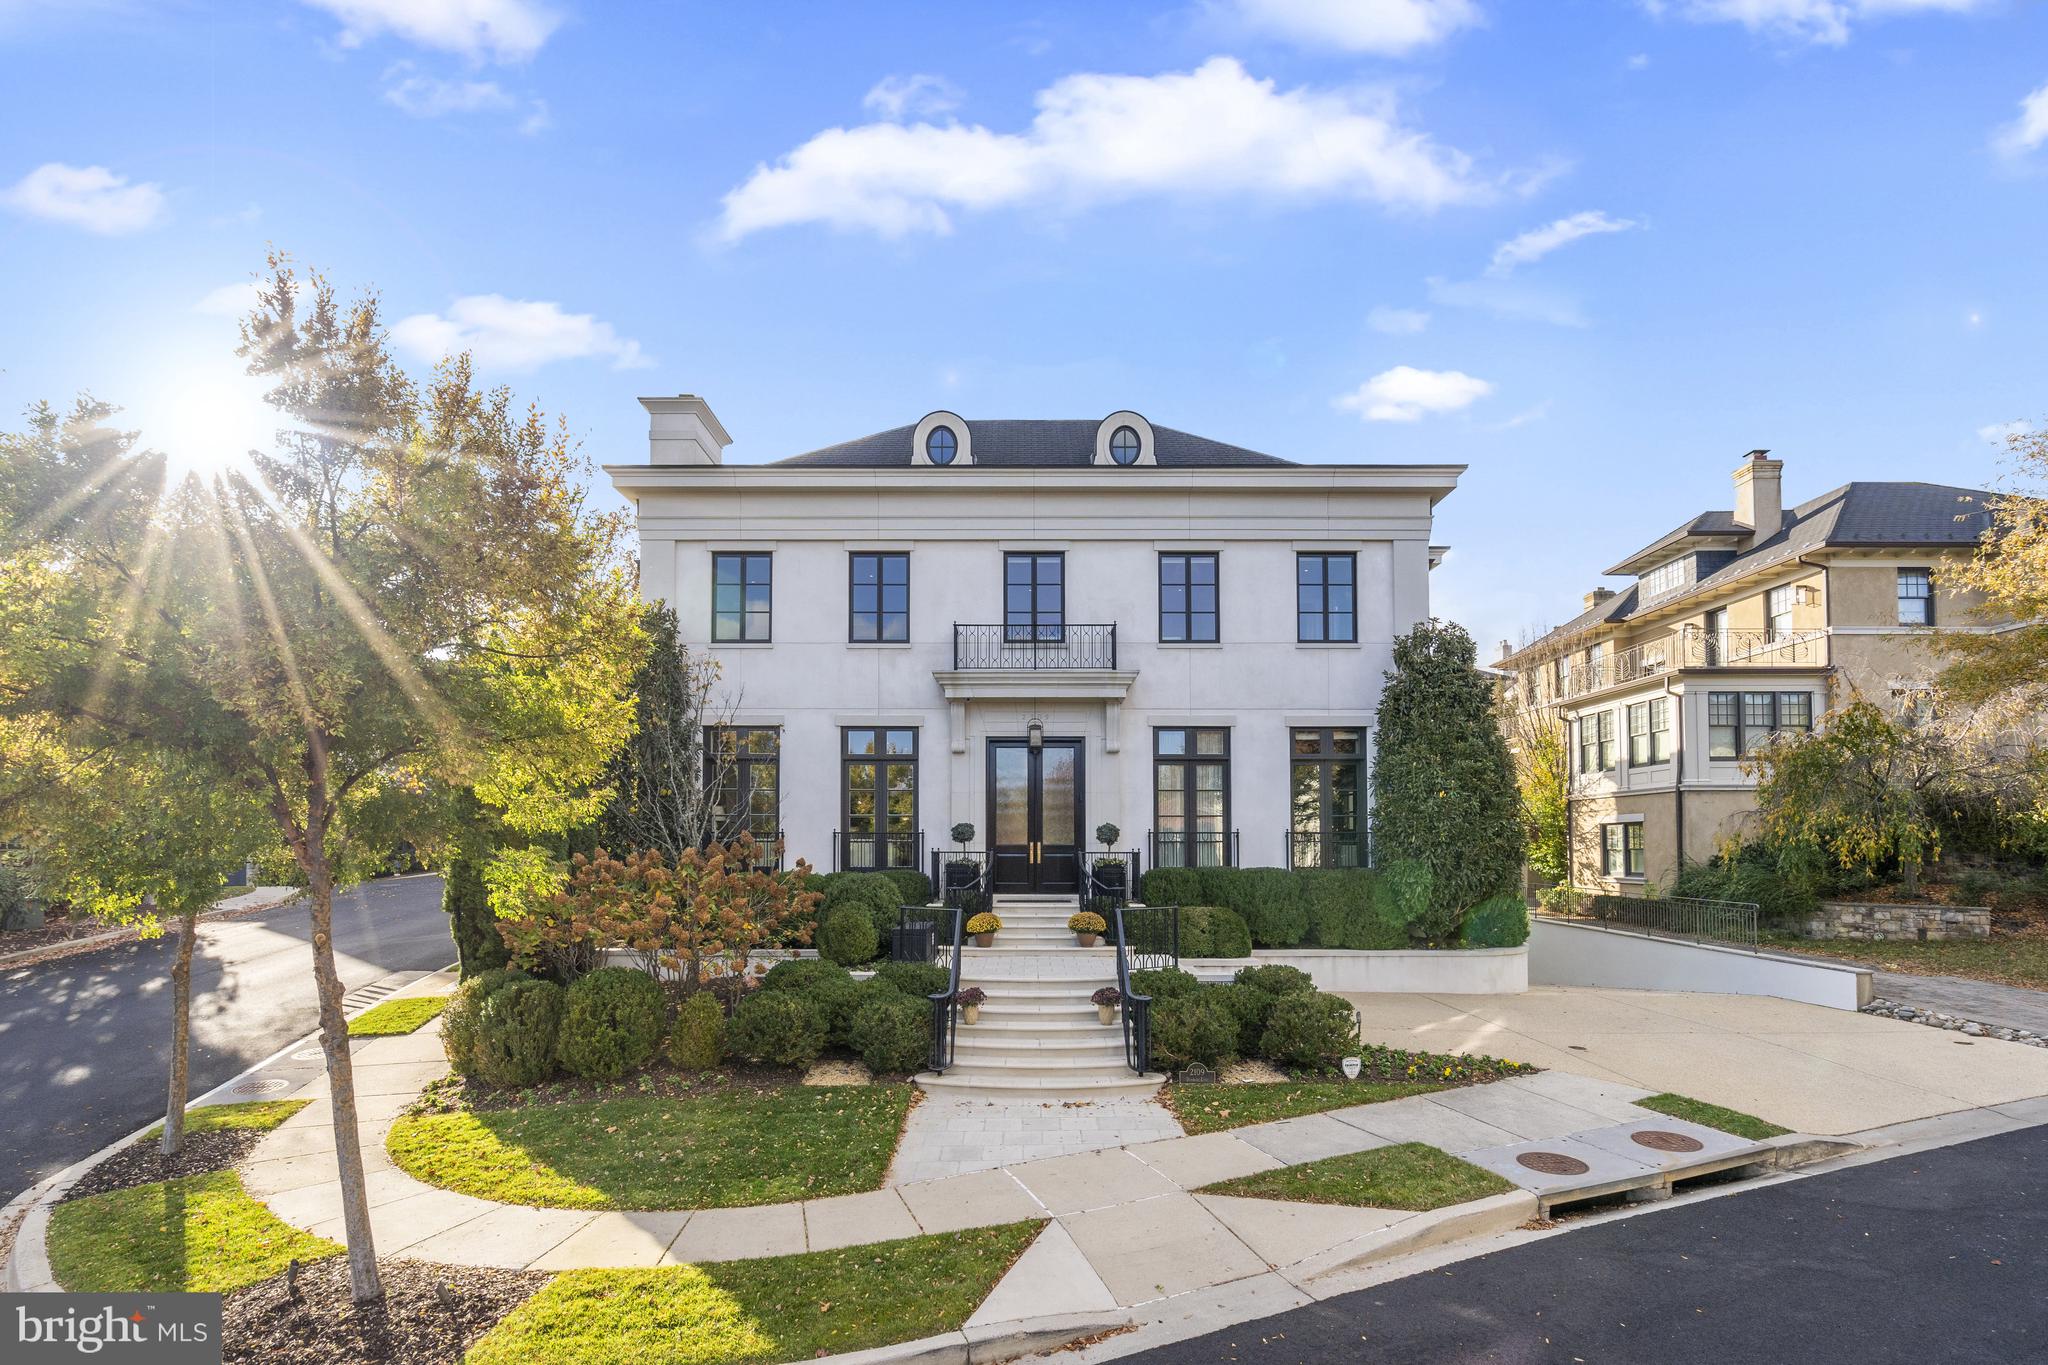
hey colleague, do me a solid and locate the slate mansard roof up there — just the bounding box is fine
[771,419,1295,469]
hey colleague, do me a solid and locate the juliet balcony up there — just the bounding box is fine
[951,622,1120,670]
[936,623,1138,754]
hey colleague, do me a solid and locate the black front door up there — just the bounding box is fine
[988,739,1084,895]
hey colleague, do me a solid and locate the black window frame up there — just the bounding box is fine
[1627,697,1671,767]
[1897,567,1934,626]
[1153,726,1231,868]
[1289,727,1366,869]
[711,551,772,643]
[840,726,919,870]
[926,426,957,465]
[1158,551,1219,644]
[1004,551,1065,643]
[849,551,910,643]
[1708,689,1815,758]
[1578,710,1616,773]
[1602,822,1645,879]
[1296,552,1357,643]
[708,726,781,865]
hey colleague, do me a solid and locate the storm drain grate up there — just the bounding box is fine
[1631,1129,1706,1153]
[1517,1151,1591,1176]
[232,1077,292,1096]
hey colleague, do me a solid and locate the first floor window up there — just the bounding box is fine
[850,551,909,641]
[842,728,917,869]
[1708,690,1814,757]
[1159,552,1218,643]
[1155,727,1230,867]
[1578,710,1616,773]
[709,728,780,862]
[712,552,772,642]
[1897,568,1933,626]
[1296,553,1356,642]
[1602,823,1645,879]
[1289,728,1364,868]
[1627,697,1671,766]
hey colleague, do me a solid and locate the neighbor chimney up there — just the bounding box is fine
[640,394,731,465]
[1583,587,1617,611]
[1733,448,1784,544]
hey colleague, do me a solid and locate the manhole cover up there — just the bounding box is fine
[1631,1129,1706,1153]
[1516,1151,1591,1176]
[291,1048,323,1061]
[233,1077,292,1096]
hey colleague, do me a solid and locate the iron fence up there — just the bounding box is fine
[1086,849,1140,905]
[1585,893,1760,947]
[930,849,990,907]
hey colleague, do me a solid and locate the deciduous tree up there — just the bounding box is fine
[1940,423,2048,709]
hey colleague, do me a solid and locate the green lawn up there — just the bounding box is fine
[47,1171,340,1293]
[1199,1142,1514,1212]
[1763,934,2048,992]
[347,995,449,1036]
[1167,1082,1453,1135]
[466,1222,1042,1365]
[144,1098,309,1141]
[1637,1093,1790,1141]
[386,1085,916,1211]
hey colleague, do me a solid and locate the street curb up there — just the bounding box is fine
[0,886,304,971]
[1283,1190,1539,1285]
[818,1312,1133,1365]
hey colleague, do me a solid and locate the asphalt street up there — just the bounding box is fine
[1119,1123,2048,1365]
[0,874,453,1203]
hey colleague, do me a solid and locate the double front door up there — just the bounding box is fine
[988,738,1083,894]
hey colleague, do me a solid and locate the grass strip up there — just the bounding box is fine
[1199,1142,1514,1212]
[143,1099,310,1141]
[47,1170,341,1293]
[1167,1081,1454,1135]
[1636,1092,1790,1140]
[347,995,449,1036]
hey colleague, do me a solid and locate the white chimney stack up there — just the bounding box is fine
[1733,448,1783,545]
[640,394,731,465]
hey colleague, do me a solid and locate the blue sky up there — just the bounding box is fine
[4,0,2045,655]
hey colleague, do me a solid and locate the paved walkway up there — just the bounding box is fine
[889,1096,1185,1184]
[1866,970,2048,1035]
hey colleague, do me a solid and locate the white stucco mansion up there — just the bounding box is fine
[605,396,1461,894]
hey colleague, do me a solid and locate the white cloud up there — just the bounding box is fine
[1228,0,1483,55]
[717,57,1487,241]
[1626,52,1652,69]
[1994,80,2048,158]
[1486,209,1636,276]
[1978,419,2032,447]
[1335,365,1493,422]
[389,295,652,372]
[2,162,164,234]
[300,0,560,63]
[1649,0,1991,46]
[863,74,964,121]
[1367,305,1431,334]
[381,65,514,116]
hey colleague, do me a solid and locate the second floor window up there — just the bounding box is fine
[850,552,909,641]
[1897,568,1933,626]
[1159,553,1218,643]
[1004,552,1064,642]
[1578,710,1615,773]
[1297,552,1356,642]
[1627,697,1670,766]
[1708,690,1814,758]
[1766,585,1795,640]
[713,552,771,642]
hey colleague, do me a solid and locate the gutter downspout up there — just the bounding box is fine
[1672,675,1685,884]
[1797,553,1833,699]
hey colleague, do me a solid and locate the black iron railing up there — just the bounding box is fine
[953,623,1118,670]
[1123,904,1180,972]
[1086,849,1140,906]
[930,849,990,907]
[1147,829,1238,871]
[892,904,940,962]
[834,829,925,874]
[1112,905,1150,1076]
[927,905,965,1074]
[1285,831,1367,871]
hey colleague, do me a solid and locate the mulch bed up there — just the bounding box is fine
[62,1129,270,1202]
[0,918,122,957]
[223,1258,549,1364]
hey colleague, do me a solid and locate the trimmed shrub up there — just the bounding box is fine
[1130,967,1201,1000]
[1149,992,1239,1069]
[817,905,882,965]
[1139,866,1203,907]
[879,868,932,906]
[443,854,510,978]
[1177,906,1252,959]
[850,995,931,1073]
[440,967,527,1077]
[1460,895,1530,948]
[761,958,852,993]
[1372,859,1434,944]
[556,968,666,1080]
[801,971,866,1044]
[667,990,725,1070]
[1298,869,1387,949]
[872,960,949,998]
[474,978,564,1088]
[823,871,901,919]
[727,990,828,1069]
[1233,963,1317,997]
[1210,981,1277,1057]
[1258,992,1359,1070]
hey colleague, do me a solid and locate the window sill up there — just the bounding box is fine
[1294,641,1363,650]
[846,642,915,650]
[709,640,775,649]
[1154,641,1224,650]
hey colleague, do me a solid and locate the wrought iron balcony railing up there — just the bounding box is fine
[1558,626,1827,700]
[952,623,1117,670]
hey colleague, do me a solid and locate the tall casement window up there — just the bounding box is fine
[1702,607,1729,665]
[1577,711,1616,773]
[1707,691,1814,758]
[1296,553,1357,643]
[841,728,918,870]
[850,552,910,642]
[1159,553,1218,643]
[1154,727,1230,868]
[1602,823,1645,879]
[1289,728,1365,868]
[1586,641,1607,687]
[1765,585,1795,640]
[1004,552,1064,642]
[1897,568,1934,626]
[712,552,771,642]
[1552,655,1571,699]
[708,727,780,861]
[1627,698,1671,766]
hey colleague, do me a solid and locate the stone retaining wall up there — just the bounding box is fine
[1798,902,1990,942]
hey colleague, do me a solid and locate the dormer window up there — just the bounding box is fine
[1109,426,1141,465]
[927,426,957,465]
[912,411,972,466]
[1640,558,1690,600]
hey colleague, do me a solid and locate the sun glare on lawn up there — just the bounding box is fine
[134,362,276,486]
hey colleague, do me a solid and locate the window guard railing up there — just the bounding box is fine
[1146,828,1238,871]
[952,623,1118,670]
[833,829,925,874]
[1285,831,1368,871]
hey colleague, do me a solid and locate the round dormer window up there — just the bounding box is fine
[927,426,958,465]
[1109,425,1141,465]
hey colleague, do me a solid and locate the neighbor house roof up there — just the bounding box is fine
[771,419,1296,469]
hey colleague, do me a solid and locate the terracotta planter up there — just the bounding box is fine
[973,932,995,947]
[1076,933,1100,947]
[962,1004,981,1025]
[1096,1004,1116,1025]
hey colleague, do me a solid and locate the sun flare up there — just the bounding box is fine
[133,362,276,485]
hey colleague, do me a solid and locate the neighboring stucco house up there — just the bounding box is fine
[1496,450,2002,895]
[606,396,1461,891]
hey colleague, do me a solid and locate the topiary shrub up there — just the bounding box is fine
[667,990,725,1070]
[872,960,949,997]
[474,977,565,1088]
[1209,981,1277,1057]
[444,853,510,978]
[761,958,852,993]
[1258,991,1359,1070]
[1460,894,1530,948]
[556,967,666,1080]
[817,905,882,965]
[727,990,828,1069]
[1150,992,1238,1069]
[880,868,932,906]
[1130,966,1201,999]
[850,994,931,1073]
[824,871,901,919]
[1139,866,1203,907]
[440,967,528,1077]
[1233,963,1317,997]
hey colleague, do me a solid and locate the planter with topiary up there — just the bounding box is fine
[1069,909,1107,946]
[1091,823,1126,900]
[966,911,1002,947]
[957,985,986,1024]
[945,823,981,902]
[1091,985,1121,1025]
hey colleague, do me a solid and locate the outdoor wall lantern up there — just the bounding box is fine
[1028,719,1044,750]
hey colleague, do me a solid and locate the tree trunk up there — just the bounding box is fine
[307,860,382,1302]
[159,904,198,1157]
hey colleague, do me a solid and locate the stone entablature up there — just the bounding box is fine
[1798,901,1991,942]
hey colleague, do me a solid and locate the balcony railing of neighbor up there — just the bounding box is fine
[953,623,1118,670]
[834,829,925,874]
[930,848,990,907]
[1586,893,1759,948]
[1087,849,1141,906]
[926,906,965,1073]
[1560,626,1828,699]
[1148,828,1238,871]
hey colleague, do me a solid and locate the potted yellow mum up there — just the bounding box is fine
[1068,909,1107,947]
[966,911,1002,947]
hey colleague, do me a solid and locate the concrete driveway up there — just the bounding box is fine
[1341,986,2048,1136]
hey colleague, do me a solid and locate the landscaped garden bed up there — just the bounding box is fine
[1199,1142,1514,1211]
[222,1257,548,1365]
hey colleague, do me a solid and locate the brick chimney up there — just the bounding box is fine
[1583,587,1617,611]
[1733,448,1784,545]
[640,395,731,465]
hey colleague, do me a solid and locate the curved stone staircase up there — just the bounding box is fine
[914,894,1167,1101]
